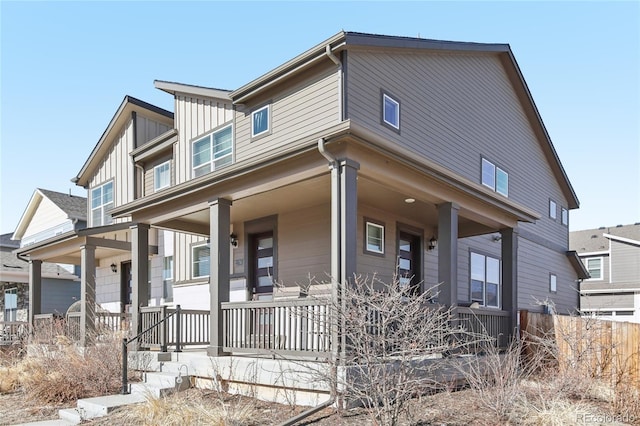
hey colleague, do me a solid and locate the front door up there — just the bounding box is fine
[251,231,275,299]
[398,231,421,295]
[120,261,132,313]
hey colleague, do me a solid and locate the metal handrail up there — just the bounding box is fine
[121,305,182,394]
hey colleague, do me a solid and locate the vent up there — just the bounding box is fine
[591,235,598,239]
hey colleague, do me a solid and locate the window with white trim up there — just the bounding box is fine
[192,244,210,279]
[251,105,270,138]
[91,181,114,226]
[382,92,400,130]
[561,207,568,226]
[154,161,171,191]
[470,252,500,308]
[163,256,173,281]
[192,124,233,178]
[366,221,385,254]
[550,274,557,293]
[549,199,557,220]
[4,288,17,322]
[586,257,603,280]
[481,158,508,197]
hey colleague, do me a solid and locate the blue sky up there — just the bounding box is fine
[1,1,638,235]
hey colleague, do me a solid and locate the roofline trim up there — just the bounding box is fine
[603,233,640,246]
[154,80,232,100]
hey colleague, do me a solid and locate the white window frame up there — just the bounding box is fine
[470,252,501,308]
[481,158,509,197]
[382,92,400,130]
[192,244,210,279]
[550,273,557,293]
[90,180,114,227]
[153,160,171,192]
[585,257,603,281]
[365,221,385,255]
[4,287,17,322]
[549,199,557,220]
[192,123,233,178]
[251,104,270,138]
[561,207,569,226]
[163,255,174,281]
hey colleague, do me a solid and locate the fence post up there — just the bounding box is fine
[175,305,182,353]
[160,306,167,352]
[121,338,129,394]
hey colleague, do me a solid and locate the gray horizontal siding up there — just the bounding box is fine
[41,278,80,315]
[235,63,340,163]
[611,240,640,283]
[581,293,635,310]
[346,49,571,250]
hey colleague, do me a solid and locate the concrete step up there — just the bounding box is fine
[57,408,82,424]
[75,393,147,419]
[144,371,190,389]
[14,419,77,426]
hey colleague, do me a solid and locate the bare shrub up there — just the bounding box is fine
[319,274,478,426]
[19,329,129,404]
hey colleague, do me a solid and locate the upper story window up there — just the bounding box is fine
[365,220,385,255]
[91,181,114,227]
[481,158,508,197]
[192,124,233,178]
[470,252,500,308]
[251,104,270,138]
[586,257,603,280]
[154,161,171,192]
[382,92,400,131]
[549,273,557,293]
[549,199,557,220]
[561,207,569,226]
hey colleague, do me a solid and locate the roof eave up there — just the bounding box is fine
[154,80,232,100]
[567,250,591,280]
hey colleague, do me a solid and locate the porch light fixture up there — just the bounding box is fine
[110,263,118,273]
[493,235,502,242]
[428,236,437,251]
[230,233,238,248]
[404,198,415,204]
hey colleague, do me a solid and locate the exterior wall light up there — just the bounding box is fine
[230,233,238,248]
[110,263,118,273]
[428,236,437,251]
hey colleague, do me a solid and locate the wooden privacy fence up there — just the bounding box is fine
[521,311,640,390]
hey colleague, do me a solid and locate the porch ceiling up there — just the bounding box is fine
[157,174,492,238]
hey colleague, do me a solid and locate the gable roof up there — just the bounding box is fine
[12,189,87,240]
[72,96,174,188]
[230,30,579,210]
[570,223,640,254]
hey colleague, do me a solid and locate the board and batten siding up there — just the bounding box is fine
[345,50,571,251]
[173,96,234,185]
[611,240,640,283]
[235,64,340,164]
[88,119,135,225]
[22,196,71,240]
[136,114,171,149]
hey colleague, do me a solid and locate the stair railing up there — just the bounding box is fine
[121,305,182,394]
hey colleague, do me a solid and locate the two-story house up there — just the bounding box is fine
[1,189,84,323]
[571,223,640,323]
[17,32,586,354]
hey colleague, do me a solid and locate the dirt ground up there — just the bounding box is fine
[1,386,635,426]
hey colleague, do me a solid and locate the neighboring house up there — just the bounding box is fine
[570,223,640,322]
[0,233,80,322]
[17,31,586,354]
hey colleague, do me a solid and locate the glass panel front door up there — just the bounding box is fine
[398,231,421,295]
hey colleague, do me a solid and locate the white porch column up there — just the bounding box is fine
[437,202,459,307]
[207,198,232,357]
[130,223,150,339]
[501,227,519,339]
[28,259,42,326]
[80,244,96,347]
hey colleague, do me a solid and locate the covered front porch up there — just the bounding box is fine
[115,134,538,358]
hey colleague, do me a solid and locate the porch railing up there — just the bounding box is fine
[0,321,29,345]
[221,298,332,357]
[139,306,209,350]
[66,311,131,342]
[457,307,511,351]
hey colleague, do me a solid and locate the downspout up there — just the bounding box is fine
[134,163,145,198]
[325,44,343,122]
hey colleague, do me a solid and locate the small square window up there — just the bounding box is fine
[366,221,385,254]
[549,200,557,220]
[496,167,508,196]
[482,158,496,190]
[154,161,171,191]
[251,105,270,138]
[382,93,400,130]
[192,245,210,279]
[561,207,568,226]
[550,274,557,293]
